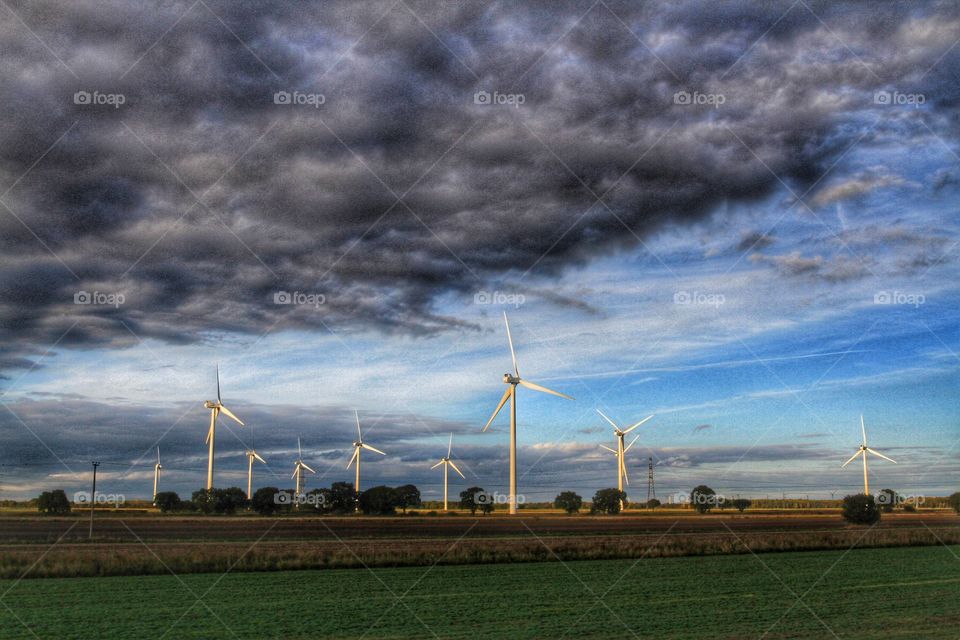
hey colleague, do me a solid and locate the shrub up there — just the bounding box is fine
[154,491,182,513]
[842,494,881,525]
[191,488,248,514]
[358,486,398,515]
[329,482,358,513]
[459,487,486,515]
[690,485,718,514]
[393,485,421,514]
[251,487,282,515]
[646,499,661,510]
[732,498,752,513]
[591,488,627,514]
[554,491,583,514]
[37,490,71,515]
[948,492,960,514]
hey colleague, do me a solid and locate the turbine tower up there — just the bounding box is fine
[842,415,896,494]
[430,434,465,511]
[291,437,315,502]
[202,365,244,490]
[483,312,573,515]
[152,447,162,504]
[596,409,653,494]
[348,411,386,499]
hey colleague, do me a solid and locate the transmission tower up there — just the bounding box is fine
[646,456,655,501]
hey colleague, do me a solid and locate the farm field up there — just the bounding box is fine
[1,545,958,639]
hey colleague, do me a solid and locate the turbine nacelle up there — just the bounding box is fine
[204,400,218,409]
[503,373,519,384]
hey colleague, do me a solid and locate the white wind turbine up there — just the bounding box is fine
[244,423,267,500]
[596,409,654,495]
[431,434,465,511]
[152,447,162,504]
[291,437,315,501]
[348,411,385,499]
[599,433,640,499]
[483,312,573,515]
[842,415,896,494]
[203,366,244,490]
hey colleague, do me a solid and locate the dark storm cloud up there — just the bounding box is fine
[1,0,959,372]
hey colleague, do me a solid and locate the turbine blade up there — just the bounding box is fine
[861,415,867,446]
[504,311,519,377]
[219,404,244,426]
[362,443,386,456]
[599,444,617,454]
[448,460,466,479]
[621,458,630,485]
[205,423,213,444]
[253,451,266,464]
[216,364,221,402]
[866,447,896,464]
[622,415,654,434]
[431,460,444,469]
[596,409,619,430]
[291,467,298,479]
[157,447,161,464]
[842,450,862,467]
[301,463,316,474]
[355,410,362,441]
[483,387,512,432]
[298,436,302,458]
[347,447,359,468]
[624,433,641,452]
[447,433,453,457]
[518,379,573,400]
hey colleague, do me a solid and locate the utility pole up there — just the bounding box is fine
[88,461,100,539]
[646,457,655,501]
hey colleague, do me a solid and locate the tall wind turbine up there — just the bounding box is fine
[348,411,385,498]
[483,312,573,515]
[203,365,244,490]
[431,434,465,511]
[596,409,653,494]
[600,433,641,495]
[842,415,896,494]
[152,447,162,504]
[291,437,315,501]
[245,449,266,500]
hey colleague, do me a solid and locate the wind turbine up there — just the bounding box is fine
[152,447,162,504]
[291,437,315,502]
[842,415,896,494]
[203,365,244,490]
[483,312,573,515]
[348,411,385,499]
[431,434,465,511]
[596,409,653,494]
[245,449,266,500]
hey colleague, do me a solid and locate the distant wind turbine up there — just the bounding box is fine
[431,434,465,511]
[203,365,244,490]
[348,411,385,499]
[152,447,162,504]
[596,409,653,495]
[483,312,573,515]
[291,437,315,502]
[842,415,896,494]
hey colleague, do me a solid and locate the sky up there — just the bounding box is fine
[0,0,958,502]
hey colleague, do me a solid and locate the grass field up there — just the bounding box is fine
[1,545,957,639]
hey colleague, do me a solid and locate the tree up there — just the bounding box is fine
[459,487,486,515]
[358,485,398,515]
[842,494,881,525]
[554,491,583,514]
[949,492,960,514]
[646,499,661,510]
[329,482,359,513]
[37,490,70,515]
[154,491,182,513]
[878,489,898,513]
[251,487,282,515]
[732,498,752,513]
[192,488,216,514]
[393,485,421,514]
[690,485,718,514]
[214,487,249,514]
[591,488,627,514]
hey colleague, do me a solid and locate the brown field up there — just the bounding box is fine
[1,510,956,579]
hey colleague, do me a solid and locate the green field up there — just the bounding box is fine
[1,545,957,639]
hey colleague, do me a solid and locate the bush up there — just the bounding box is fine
[903,504,916,513]
[646,499,661,510]
[591,488,627,514]
[358,486,398,515]
[554,491,583,514]
[251,487,283,515]
[37,490,71,515]
[191,487,248,514]
[842,494,881,525]
[329,482,358,513]
[459,487,486,515]
[947,492,960,514]
[154,491,182,513]
[732,498,752,513]
[393,485,421,514]
[690,485,718,514]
